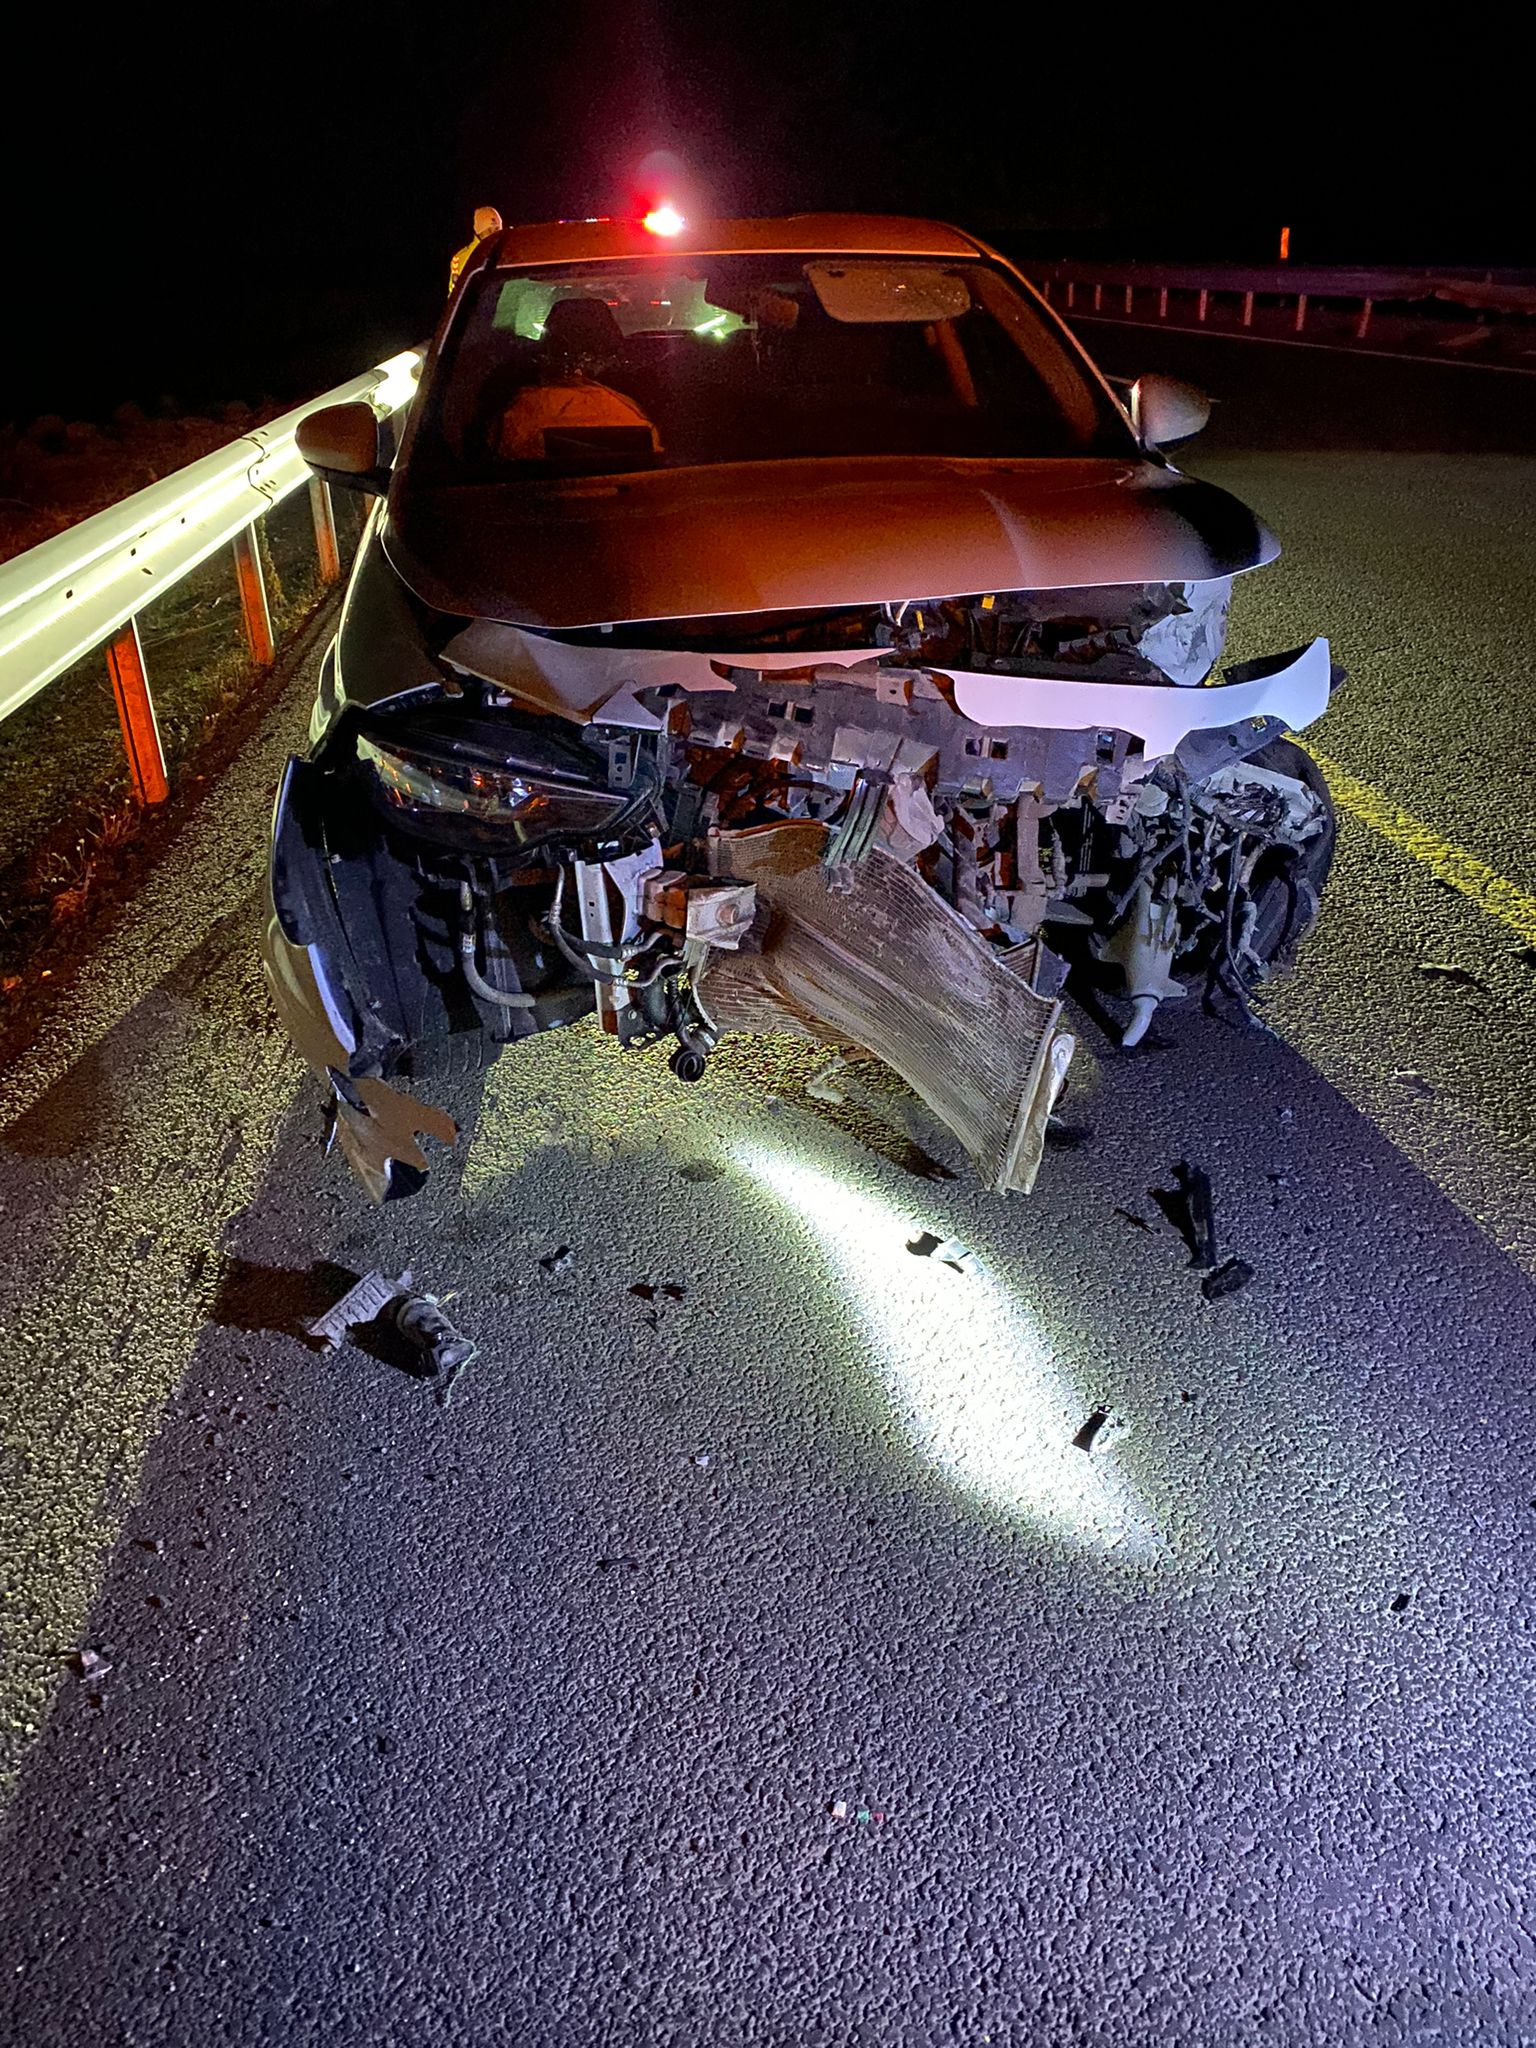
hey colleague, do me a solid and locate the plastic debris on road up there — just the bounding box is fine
[1419,960,1486,990]
[830,1798,886,1826]
[307,1268,478,1405]
[906,1230,980,1274]
[1202,1256,1256,1302]
[306,1269,406,1352]
[1161,1160,1218,1270]
[1073,1407,1113,1453]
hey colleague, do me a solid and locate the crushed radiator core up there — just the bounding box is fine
[701,821,1072,1194]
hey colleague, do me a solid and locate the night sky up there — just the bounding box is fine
[4,3,1521,421]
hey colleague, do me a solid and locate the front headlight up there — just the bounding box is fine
[355,732,631,848]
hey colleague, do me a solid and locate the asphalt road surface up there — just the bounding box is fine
[3,350,1536,2046]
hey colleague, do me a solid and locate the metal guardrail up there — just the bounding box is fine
[0,349,420,802]
[1037,259,1536,306]
[1033,261,1536,369]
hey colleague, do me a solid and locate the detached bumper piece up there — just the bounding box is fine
[701,821,1073,1195]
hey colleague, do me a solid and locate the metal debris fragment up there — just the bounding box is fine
[1201,1256,1255,1301]
[307,1268,476,1402]
[539,1245,573,1274]
[68,1648,113,1681]
[630,1281,686,1303]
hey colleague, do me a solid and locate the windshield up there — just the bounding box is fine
[414,254,1130,482]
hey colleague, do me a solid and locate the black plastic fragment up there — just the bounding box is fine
[1201,1256,1255,1301]
[1419,961,1485,990]
[392,1293,477,1404]
[1153,1161,1218,1269]
[1073,1408,1111,1453]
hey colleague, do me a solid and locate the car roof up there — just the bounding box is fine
[484,213,986,270]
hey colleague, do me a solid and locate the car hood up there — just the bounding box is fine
[385,456,1277,631]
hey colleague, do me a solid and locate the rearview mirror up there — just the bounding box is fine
[1130,374,1211,450]
[296,402,393,494]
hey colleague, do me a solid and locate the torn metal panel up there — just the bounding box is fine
[441,619,871,722]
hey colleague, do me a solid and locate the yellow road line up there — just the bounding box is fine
[1309,749,1536,948]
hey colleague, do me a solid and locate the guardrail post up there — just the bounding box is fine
[1158,286,1168,319]
[106,618,169,806]
[1066,281,1075,309]
[232,525,275,665]
[1197,288,1209,323]
[1294,292,1309,333]
[1123,284,1133,313]
[1040,279,1051,302]
[1355,297,1373,340]
[1242,290,1254,328]
[1092,283,1102,311]
[309,478,342,585]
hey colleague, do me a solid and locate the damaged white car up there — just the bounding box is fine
[268,212,1339,1201]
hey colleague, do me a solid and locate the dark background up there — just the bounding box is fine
[3,2,1523,421]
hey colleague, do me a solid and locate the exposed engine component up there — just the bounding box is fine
[272,615,1335,1202]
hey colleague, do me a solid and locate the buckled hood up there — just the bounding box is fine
[385,455,1277,632]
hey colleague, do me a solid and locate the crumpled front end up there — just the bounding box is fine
[271,507,1338,1204]
[261,756,460,1202]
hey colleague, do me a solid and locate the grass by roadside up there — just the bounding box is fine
[0,403,285,565]
[0,579,343,1070]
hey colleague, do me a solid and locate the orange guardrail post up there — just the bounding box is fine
[232,526,275,665]
[106,618,169,806]
[309,478,342,585]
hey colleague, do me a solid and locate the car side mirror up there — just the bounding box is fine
[1130,374,1211,450]
[296,401,393,494]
